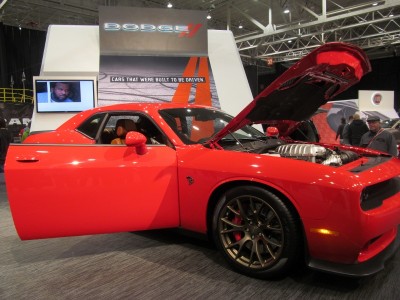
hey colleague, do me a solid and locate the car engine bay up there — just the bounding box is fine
[271,143,360,165]
[219,138,360,166]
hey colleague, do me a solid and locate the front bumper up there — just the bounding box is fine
[307,225,400,277]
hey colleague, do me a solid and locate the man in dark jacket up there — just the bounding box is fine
[335,117,346,144]
[341,115,353,145]
[348,113,369,146]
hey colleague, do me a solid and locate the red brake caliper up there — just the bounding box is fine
[233,215,243,241]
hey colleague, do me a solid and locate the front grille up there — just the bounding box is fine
[361,177,400,211]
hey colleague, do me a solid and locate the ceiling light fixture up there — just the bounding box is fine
[284,8,290,14]
[167,2,173,8]
[372,2,378,6]
[207,12,211,20]
[238,24,243,29]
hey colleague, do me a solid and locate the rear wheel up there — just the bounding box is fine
[212,186,301,278]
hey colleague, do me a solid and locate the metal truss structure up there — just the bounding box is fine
[1,0,400,65]
[234,0,400,64]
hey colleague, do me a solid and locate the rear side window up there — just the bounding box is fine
[76,114,106,139]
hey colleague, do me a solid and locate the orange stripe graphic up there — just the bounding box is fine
[172,57,198,103]
[191,57,213,141]
[194,57,212,106]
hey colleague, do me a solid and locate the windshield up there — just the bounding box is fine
[159,107,266,144]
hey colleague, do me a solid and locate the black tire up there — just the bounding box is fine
[212,185,301,279]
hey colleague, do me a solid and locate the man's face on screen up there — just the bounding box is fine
[51,83,70,102]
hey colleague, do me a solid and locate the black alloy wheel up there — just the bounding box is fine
[212,186,301,278]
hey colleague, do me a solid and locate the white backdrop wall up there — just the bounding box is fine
[358,90,398,118]
[31,25,253,132]
[31,25,100,132]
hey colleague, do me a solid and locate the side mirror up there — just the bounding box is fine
[125,131,148,155]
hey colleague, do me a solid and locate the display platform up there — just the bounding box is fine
[0,182,398,299]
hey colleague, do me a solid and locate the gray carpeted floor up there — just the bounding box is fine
[0,173,399,299]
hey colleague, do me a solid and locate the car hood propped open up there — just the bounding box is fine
[210,42,371,144]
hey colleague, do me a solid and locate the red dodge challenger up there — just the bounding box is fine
[5,43,400,279]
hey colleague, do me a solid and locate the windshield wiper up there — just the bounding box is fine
[221,132,254,151]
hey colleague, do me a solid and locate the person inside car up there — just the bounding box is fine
[111,119,137,145]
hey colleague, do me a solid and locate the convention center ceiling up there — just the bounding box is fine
[1,0,400,64]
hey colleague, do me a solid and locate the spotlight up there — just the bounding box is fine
[167,2,173,8]
[284,8,290,14]
[238,24,243,29]
[207,12,211,20]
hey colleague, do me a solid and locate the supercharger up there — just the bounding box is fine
[274,144,359,166]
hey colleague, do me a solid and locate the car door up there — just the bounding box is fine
[5,137,179,240]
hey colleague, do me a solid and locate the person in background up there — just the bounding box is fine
[348,113,369,146]
[341,115,353,145]
[0,119,12,173]
[335,117,346,144]
[21,122,31,142]
[360,116,398,156]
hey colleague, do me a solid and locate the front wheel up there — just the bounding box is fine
[212,186,302,279]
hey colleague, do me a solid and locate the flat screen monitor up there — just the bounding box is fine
[34,76,97,113]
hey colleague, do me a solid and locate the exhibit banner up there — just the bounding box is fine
[0,102,33,142]
[98,6,207,56]
[312,100,358,144]
[98,56,218,107]
[98,6,219,107]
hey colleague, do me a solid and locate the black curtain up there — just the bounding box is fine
[0,23,8,87]
[244,65,258,98]
[336,56,400,110]
[0,23,46,90]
